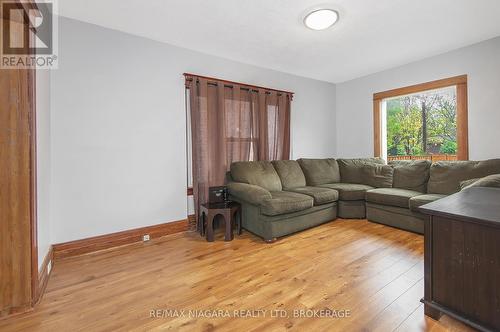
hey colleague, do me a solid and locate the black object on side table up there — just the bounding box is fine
[419,187,500,332]
[198,201,241,242]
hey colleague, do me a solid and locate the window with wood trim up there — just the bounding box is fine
[373,75,468,161]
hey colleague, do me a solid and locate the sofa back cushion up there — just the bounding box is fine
[337,157,386,184]
[230,161,282,192]
[389,160,431,193]
[427,159,500,194]
[297,158,340,186]
[360,164,394,188]
[271,160,306,189]
[460,174,500,190]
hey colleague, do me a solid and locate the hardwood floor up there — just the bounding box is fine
[0,219,475,332]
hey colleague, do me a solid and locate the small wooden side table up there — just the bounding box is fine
[199,202,241,242]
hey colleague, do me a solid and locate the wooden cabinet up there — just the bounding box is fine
[420,187,500,332]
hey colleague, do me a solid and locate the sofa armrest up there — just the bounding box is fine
[460,174,500,190]
[227,182,272,205]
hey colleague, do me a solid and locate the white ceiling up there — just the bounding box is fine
[59,0,500,83]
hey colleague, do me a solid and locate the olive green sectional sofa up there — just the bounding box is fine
[227,158,500,242]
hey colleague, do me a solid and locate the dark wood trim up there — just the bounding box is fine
[30,66,38,307]
[373,99,381,157]
[183,73,294,97]
[35,246,53,304]
[373,75,469,160]
[0,5,38,317]
[456,82,469,160]
[187,187,193,196]
[27,5,39,306]
[373,75,467,100]
[53,219,189,260]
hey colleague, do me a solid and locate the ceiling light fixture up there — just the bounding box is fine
[304,9,339,30]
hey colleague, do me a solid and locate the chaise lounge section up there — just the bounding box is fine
[227,157,500,241]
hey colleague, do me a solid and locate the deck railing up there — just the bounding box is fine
[387,154,457,162]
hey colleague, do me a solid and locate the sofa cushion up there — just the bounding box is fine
[360,164,393,188]
[427,159,500,194]
[389,160,431,193]
[297,158,340,185]
[460,174,500,190]
[272,160,306,189]
[366,188,422,208]
[261,191,314,216]
[337,158,386,184]
[459,177,480,190]
[230,161,282,192]
[227,182,272,205]
[319,183,374,201]
[366,203,425,234]
[409,194,446,212]
[285,186,339,206]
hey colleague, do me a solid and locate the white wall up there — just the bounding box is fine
[37,69,51,267]
[336,37,500,160]
[50,17,336,243]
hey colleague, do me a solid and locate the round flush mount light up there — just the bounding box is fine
[304,9,339,30]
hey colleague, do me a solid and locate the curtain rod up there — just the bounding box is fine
[186,81,291,98]
[183,72,294,96]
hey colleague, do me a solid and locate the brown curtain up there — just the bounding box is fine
[186,75,292,221]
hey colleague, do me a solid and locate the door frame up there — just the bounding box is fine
[0,0,39,316]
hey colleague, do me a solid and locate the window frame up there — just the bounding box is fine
[373,75,468,160]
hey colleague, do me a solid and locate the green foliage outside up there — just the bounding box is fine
[440,141,457,154]
[386,89,457,156]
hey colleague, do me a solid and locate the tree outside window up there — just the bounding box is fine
[384,86,457,160]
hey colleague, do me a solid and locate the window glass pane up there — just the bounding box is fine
[267,105,277,157]
[384,86,457,161]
